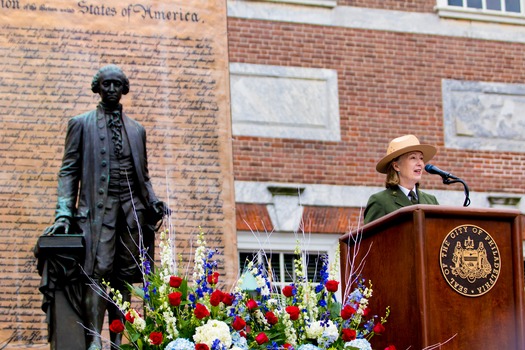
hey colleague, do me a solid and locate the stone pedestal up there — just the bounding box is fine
[35,234,86,350]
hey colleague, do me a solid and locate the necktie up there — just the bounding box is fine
[409,190,418,205]
[107,111,123,158]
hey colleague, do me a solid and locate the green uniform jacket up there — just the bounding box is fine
[364,186,438,224]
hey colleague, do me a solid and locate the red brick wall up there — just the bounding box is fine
[228,18,525,194]
[337,0,437,13]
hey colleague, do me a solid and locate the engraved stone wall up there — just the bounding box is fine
[0,0,234,347]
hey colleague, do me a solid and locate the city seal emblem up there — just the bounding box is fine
[439,224,500,297]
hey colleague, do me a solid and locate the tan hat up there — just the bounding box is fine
[376,135,436,174]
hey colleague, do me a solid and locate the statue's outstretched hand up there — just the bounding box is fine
[153,201,172,217]
[43,217,71,235]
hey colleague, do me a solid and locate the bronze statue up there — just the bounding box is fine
[44,65,169,350]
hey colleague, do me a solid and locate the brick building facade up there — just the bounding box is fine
[227,0,525,276]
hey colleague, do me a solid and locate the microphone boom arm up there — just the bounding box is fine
[442,176,471,207]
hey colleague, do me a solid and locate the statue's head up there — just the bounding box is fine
[91,65,129,107]
[91,64,130,95]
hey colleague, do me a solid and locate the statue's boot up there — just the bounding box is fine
[84,283,107,350]
[109,286,131,349]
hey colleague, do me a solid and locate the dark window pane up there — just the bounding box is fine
[240,251,325,285]
[305,254,322,282]
[448,0,463,5]
[505,0,521,12]
[283,253,295,283]
[239,252,257,270]
[467,0,483,8]
[269,254,281,283]
[487,0,502,10]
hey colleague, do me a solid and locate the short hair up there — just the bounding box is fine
[91,64,130,95]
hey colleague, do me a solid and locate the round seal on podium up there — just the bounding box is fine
[439,224,501,297]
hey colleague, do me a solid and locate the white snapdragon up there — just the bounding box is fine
[282,312,297,346]
[254,309,270,330]
[162,310,179,339]
[329,244,340,280]
[132,315,146,332]
[192,233,207,282]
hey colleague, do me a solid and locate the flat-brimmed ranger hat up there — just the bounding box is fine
[376,134,436,174]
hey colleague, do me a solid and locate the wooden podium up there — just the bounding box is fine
[340,205,525,349]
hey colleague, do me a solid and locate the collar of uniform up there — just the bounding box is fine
[397,185,417,200]
[98,102,122,115]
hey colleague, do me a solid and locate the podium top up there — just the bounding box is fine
[342,205,522,241]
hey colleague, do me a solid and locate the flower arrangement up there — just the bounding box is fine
[108,229,394,350]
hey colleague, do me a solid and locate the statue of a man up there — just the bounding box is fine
[45,64,169,350]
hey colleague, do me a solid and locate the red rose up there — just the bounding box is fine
[384,346,396,350]
[373,322,385,334]
[363,307,371,316]
[255,332,269,345]
[125,311,134,324]
[240,331,247,338]
[232,316,246,331]
[282,285,295,298]
[210,289,224,307]
[246,299,258,310]
[194,303,210,319]
[285,306,300,320]
[168,291,182,306]
[109,319,124,333]
[222,293,235,306]
[265,311,278,325]
[340,305,356,320]
[195,344,210,350]
[149,331,163,345]
[283,344,292,349]
[169,276,183,288]
[325,280,339,293]
[207,271,219,284]
[341,328,357,341]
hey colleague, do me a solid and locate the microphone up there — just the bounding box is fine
[424,164,458,180]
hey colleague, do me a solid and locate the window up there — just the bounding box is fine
[436,0,525,24]
[236,231,341,293]
[447,0,521,13]
[239,251,326,291]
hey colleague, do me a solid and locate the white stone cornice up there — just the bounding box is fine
[227,1,525,44]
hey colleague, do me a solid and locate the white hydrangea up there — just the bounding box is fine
[306,321,324,339]
[193,319,232,348]
[306,320,339,346]
[345,338,372,350]
[298,345,321,350]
